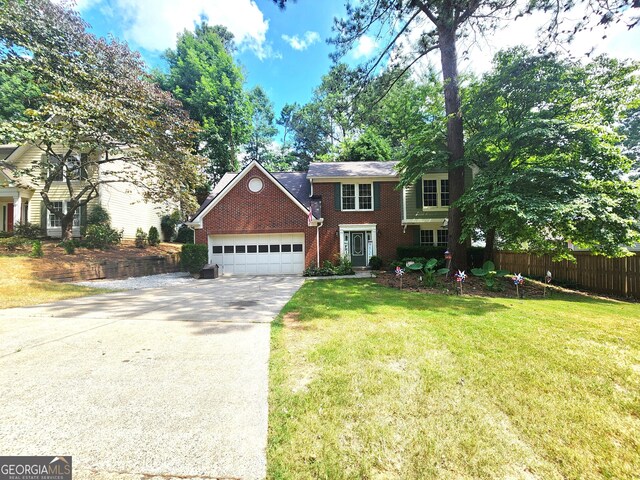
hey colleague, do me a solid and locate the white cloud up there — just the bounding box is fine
[281,31,321,51]
[457,10,640,75]
[353,35,378,59]
[85,0,274,59]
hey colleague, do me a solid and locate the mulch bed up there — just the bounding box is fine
[372,270,551,299]
[2,240,181,264]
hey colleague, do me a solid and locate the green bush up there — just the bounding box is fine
[181,243,208,273]
[84,224,122,250]
[87,205,111,226]
[333,255,354,276]
[303,262,333,277]
[368,255,383,270]
[60,240,76,254]
[148,226,160,246]
[397,245,447,260]
[14,222,43,239]
[135,228,148,248]
[175,224,194,244]
[0,236,29,251]
[303,256,355,277]
[160,210,181,241]
[396,245,487,269]
[30,240,43,258]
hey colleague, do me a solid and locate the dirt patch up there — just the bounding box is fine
[283,311,316,330]
[372,271,551,299]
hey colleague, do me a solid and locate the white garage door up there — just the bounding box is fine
[208,233,305,275]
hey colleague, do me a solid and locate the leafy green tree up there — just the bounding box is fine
[245,85,278,164]
[277,102,298,150]
[0,0,204,240]
[0,61,43,122]
[159,23,252,183]
[275,0,639,268]
[288,102,332,170]
[621,106,640,169]
[338,128,392,162]
[459,49,640,260]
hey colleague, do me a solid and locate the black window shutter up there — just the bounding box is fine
[80,204,87,228]
[413,227,421,245]
[373,182,381,210]
[80,153,89,180]
[415,179,423,208]
[334,183,341,211]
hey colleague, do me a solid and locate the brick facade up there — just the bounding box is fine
[195,165,415,268]
[312,180,413,264]
[194,166,318,267]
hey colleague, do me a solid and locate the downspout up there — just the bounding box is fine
[316,220,323,267]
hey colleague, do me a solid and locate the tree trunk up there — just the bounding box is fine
[438,26,467,270]
[484,228,496,262]
[60,214,73,241]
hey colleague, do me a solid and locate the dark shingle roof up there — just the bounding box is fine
[272,172,310,206]
[307,161,399,178]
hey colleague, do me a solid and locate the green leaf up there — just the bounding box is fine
[482,260,496,271]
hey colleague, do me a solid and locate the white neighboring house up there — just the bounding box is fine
[0,143,170,239]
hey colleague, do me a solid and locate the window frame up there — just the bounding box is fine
[47,201,82,229]
[341,182,374,212]
[436,229,449,247]
[420,229,434,246]
[418,228,449,247]
[47,153,86,182]
[421,174,449,210]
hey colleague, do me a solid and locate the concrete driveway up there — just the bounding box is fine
[0,275,304,480]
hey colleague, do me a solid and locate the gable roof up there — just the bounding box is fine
[188,161,313,227]
[307,161,399,179]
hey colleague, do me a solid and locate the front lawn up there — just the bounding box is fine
[0,257,108,309]
[269,279,640,479]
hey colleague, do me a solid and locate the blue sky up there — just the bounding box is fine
[74,0,640,121]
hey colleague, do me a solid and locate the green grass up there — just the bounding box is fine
[268,279,640,480]
[0,257,108,308]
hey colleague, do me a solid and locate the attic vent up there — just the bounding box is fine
[248,177,263,193]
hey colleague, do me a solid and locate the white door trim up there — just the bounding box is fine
[338,223,377,264]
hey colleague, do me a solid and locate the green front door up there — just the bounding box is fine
[350,231,366,267]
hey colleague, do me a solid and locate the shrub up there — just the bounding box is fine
[175,224,194,244]
[333,255,354,276]
[148,226,160,246]
[160,210,181,241]
[87,205,111,226]
[397,245,487,269]
[60,240,76,254]
[181,243,208,273]
[14,222,43,239]
[397,245,447,260]
[84,224,122,250]
[368,255,383,270]
[135,228,148,248]
[0,236,29,251]
[30,240,43,258]
[303,262,333,277]
[405,258,449,287]
[471,260,510,290]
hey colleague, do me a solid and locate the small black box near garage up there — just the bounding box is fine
[201,264,219,279]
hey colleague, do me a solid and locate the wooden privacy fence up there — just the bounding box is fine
[493,251,640,299]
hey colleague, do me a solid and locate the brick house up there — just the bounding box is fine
[187,160,450,275]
